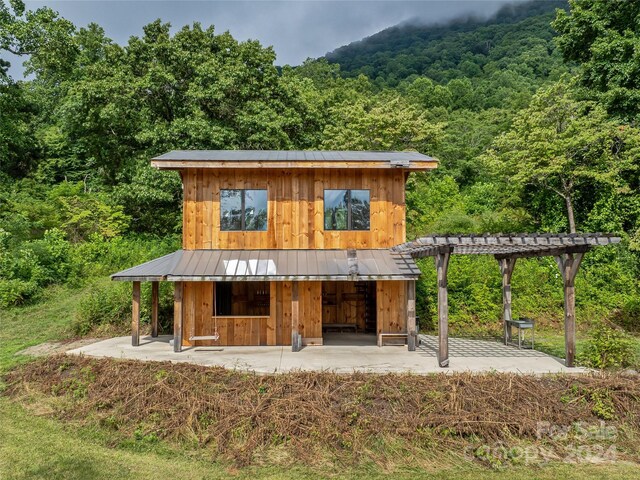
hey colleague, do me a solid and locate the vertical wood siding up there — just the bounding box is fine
[181,168,407,250]
[181,281,322,347]
[376,280,407,335]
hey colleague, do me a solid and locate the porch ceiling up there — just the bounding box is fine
[111,249,421,282]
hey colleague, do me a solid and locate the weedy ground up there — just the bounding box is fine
[2,355,640,476]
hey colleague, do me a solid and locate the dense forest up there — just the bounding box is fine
[1,0,638,343]
[326,0,568,89]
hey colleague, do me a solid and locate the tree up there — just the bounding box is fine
[0,81,39,177]
[485,80,629,233]
[322,93,444,151]
[0,0,77,81]
[553,0,640,120]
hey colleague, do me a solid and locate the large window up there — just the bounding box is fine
[324,189,370,230]
[220,189,268,231]
[213,282,270,316]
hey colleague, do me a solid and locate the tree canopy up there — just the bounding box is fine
[0,0,638,332]
[553,0,640,120]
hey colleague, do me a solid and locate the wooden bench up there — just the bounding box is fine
[377,333,408,347]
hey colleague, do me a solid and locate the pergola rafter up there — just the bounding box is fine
[392,234,621,368]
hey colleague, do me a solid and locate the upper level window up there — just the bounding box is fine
[220,189,267,231]
[324,189,370,230]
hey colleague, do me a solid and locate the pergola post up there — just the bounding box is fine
[151,281,159,338]
[555,251,585,367]
[291,281,301,352]
[131,281,141,346]
[496,257,517,345]
[173,281,183,353]
[407,280,417,351]
[436,248,451,367]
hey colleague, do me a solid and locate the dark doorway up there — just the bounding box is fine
[321,281,376,335]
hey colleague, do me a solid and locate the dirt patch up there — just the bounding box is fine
[3,355,640,469]
[16,339,101,357]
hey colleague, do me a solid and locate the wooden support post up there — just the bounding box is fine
[131,281,141,347]
[173,282,183,353]
[436,249,451,367]
[496,257,517,345]
[555,251,585,368]
[151,281,159,338]
[291,281,300,352]
[407,280,417,351]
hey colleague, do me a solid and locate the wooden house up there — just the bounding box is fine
[112,150,437,351]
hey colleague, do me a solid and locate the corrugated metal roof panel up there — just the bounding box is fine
[108,251,178,281]
[152,150,435,162]
[111,249,421,281]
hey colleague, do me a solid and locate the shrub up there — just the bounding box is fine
[612,297,640,333]
[0,228,71,304]
[578,322,638,369]
[73,282,132,335]
[0,278,37,307]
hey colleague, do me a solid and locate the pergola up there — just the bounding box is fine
[392,234,621,368]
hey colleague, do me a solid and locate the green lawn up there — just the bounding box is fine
[2,286,640,478]
[0,284,90,372]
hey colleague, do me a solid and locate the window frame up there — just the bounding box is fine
[220,189,268,232]
[323,189,371,231]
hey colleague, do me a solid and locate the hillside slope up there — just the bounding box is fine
[326,0,568,86]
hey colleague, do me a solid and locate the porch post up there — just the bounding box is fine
[173,281,183,353]
[151,281,159,338]
[407,280,417,351]
[555,251,585,368]
[291,281,301,352]
[436,248,451,367]
[131,281,141,346]
[496,257,516,345]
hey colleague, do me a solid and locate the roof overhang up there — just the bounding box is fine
[150,150,438,171]
[111,249,421,282]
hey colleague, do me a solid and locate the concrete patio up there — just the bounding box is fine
[66,333,585,374]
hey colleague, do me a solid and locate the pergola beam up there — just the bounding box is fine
[393,234,619,257]
[494,245,590,261]
[555,251,585,367]
[435,247,452,367]
[496,256,516,345]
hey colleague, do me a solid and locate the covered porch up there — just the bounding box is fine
[111,248,420,352]
[67,333,582,374]
[112,234,621,369]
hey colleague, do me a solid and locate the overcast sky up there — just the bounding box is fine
[8,0,523,77]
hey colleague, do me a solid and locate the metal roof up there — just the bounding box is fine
[392,234,621,258]
[152,150,435,162]
[111,249,421,282]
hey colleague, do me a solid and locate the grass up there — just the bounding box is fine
[1,397,639,480]
[534,331,586,359]
[0,283,92,373]
[534,330,640,369]
[2,281,640,478]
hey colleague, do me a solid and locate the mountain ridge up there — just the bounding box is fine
[324,0,568,86]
